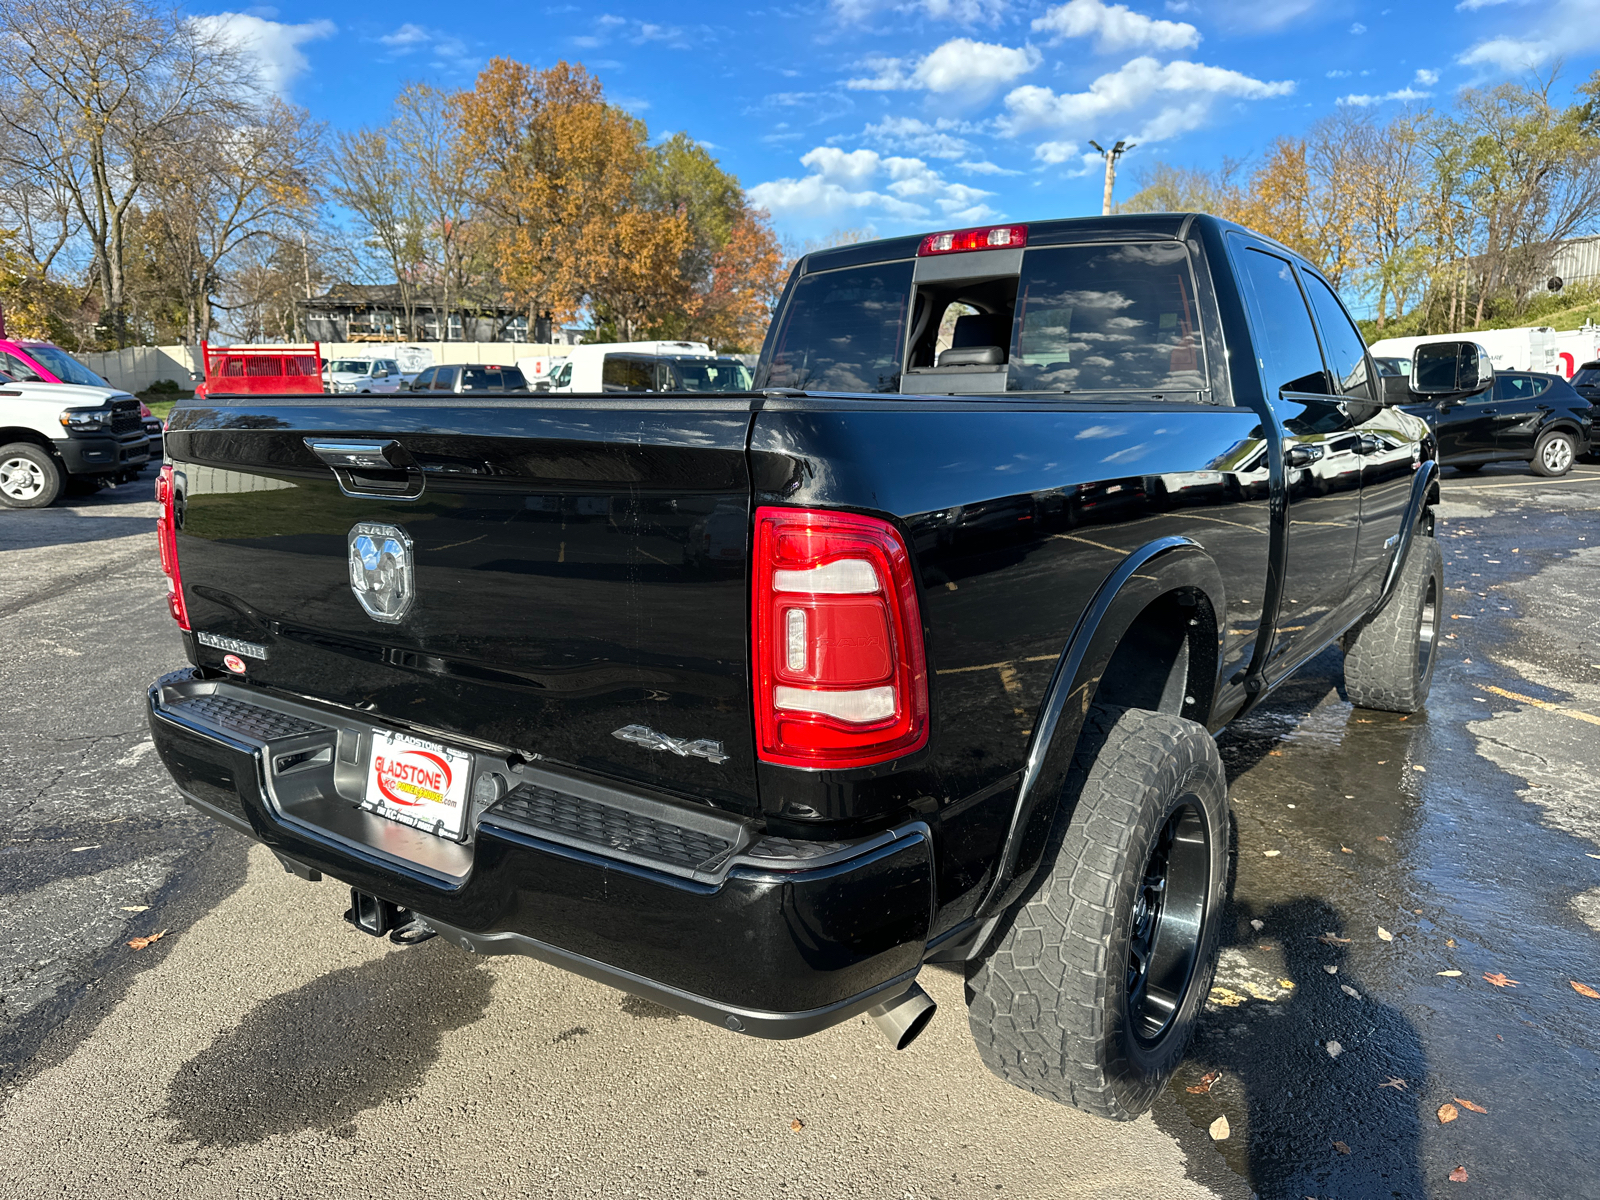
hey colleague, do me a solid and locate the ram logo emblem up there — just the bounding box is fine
[348,522,415,624]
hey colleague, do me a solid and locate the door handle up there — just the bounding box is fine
[1285,444,1324,467]
[1536,404,1552,411]
[305,438,425,500]
[1480,408,1497,416]
[1354,434,1384,455]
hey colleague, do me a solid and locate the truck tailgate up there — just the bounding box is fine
[166,398,759,813]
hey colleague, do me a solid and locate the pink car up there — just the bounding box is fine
[0,337,163,449]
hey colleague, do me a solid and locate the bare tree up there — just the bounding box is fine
[0,0,249,346]
[144,98,324,342]
[327,126,425,338]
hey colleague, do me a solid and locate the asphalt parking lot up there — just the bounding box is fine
[2,463,1598,1200]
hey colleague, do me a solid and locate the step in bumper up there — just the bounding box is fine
[147,670,934,1037]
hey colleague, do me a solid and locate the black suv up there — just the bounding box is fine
[1401,368,1592,476]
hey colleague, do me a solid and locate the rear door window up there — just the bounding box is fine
[1236,248,1332,396]
[432,367,458,391]
[762,261,913,393]
[1302,272,1374,401]
[1008,243,1204,393]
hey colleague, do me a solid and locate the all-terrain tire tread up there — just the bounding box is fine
[1342,536,1444,713]
[965,706,1227,1120]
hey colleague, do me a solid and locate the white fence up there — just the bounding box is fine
[80,342,567,394]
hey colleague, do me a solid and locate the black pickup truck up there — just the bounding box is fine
[146,213,1442,1120]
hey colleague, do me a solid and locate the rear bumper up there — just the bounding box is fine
[147,671,934,1037]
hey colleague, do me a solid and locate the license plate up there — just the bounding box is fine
[364,731,473,840]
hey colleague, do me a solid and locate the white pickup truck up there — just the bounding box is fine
[0,376,151,507]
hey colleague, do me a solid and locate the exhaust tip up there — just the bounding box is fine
[868,981,937,1050]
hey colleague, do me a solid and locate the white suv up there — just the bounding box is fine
[323,358,408,394]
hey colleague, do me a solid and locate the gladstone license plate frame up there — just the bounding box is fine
[364,730,473,841]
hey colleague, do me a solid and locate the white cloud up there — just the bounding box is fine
[861,115,975,159]
[1456,0,1532,8]
[1338,87,1431,106]
[1031,0,1200,52]
[958,159,1024,175]
[1000,56,1294,152]
[749,147,997,225]
[375,22,475,69]
[574,13,686,48]
[1350,22,1367,33]
[1214,0,1319,30]
[1326,69,1352,77]
[847,38,1040,95]
[1456,0,1600,69]
[1414,67,1439,85]
[189,13,335,96]
[832,0,1005,21]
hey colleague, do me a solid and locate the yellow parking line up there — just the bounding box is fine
[1476,684,1600,727]
[1449,471,1600,490]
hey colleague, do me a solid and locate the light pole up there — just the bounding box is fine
[1087,139,1134,215]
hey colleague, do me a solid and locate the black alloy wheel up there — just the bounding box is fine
[1126,802,1210,1045]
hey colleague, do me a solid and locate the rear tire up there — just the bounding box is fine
[965,706,1229,1120]
[1531,429,1576,477]
[1342,535,1444,713]
[0,442,64,508]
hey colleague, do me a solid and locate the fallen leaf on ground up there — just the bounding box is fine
[1380,1077,1407,1090]
[1250,919,1264,931]
[1341,984,1361,999]
[126,929,168,950]
[1263,850,1281,857]
[1437,970,1463,977]
[1377,927,1394,942]
[1483,972,1519,988]
[119,905,149,913]
[1341,846,1354,854]
[1449,1166,1469,1183]
[1454,1097,1487,1114]
[1333,1140,1351,1154]
[790,1118,804,1132]
[1319,933,1352,945]
[1324,964,1339,974]
[1377,835,1391,842]
[1268,750,1282,756]
[1187,1071,1220,1095]
[1209,1115,1230,1140]
[1279,978,1295,989]
[1438,1103,1459,1124]
[1447,938,1457,947]
[1413,765,1427,772]
[1571,980,1600,999]
[1326,1041,1343,1058]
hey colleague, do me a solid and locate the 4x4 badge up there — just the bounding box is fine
[612,724,728,765]
[348,522,414,623]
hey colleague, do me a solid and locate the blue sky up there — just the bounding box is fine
[200,0,1600,245]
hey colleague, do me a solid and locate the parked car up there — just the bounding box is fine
[325,357,409,394]
[406,364,530,393]
[0,338,112,389]
[0,372,150,506]
[147,212,1441,1123]
[546,340,719,393]
[1569,359,1600,405]
[1397,356,1591,476]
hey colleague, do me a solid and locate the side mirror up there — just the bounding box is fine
[1411,340,1493,395]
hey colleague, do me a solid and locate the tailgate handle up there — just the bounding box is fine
[305,438,424,500]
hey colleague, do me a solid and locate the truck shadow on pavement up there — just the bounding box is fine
[1157,645,1433,1197]
[163,938,493,1151]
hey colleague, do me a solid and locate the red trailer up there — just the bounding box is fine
[197,342,324,397]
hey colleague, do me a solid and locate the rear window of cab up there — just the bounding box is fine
[759,242,1206,396]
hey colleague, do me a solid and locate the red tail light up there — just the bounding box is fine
[155,464,190,630]
[752,507,928,769]
[917,224,1028,256]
